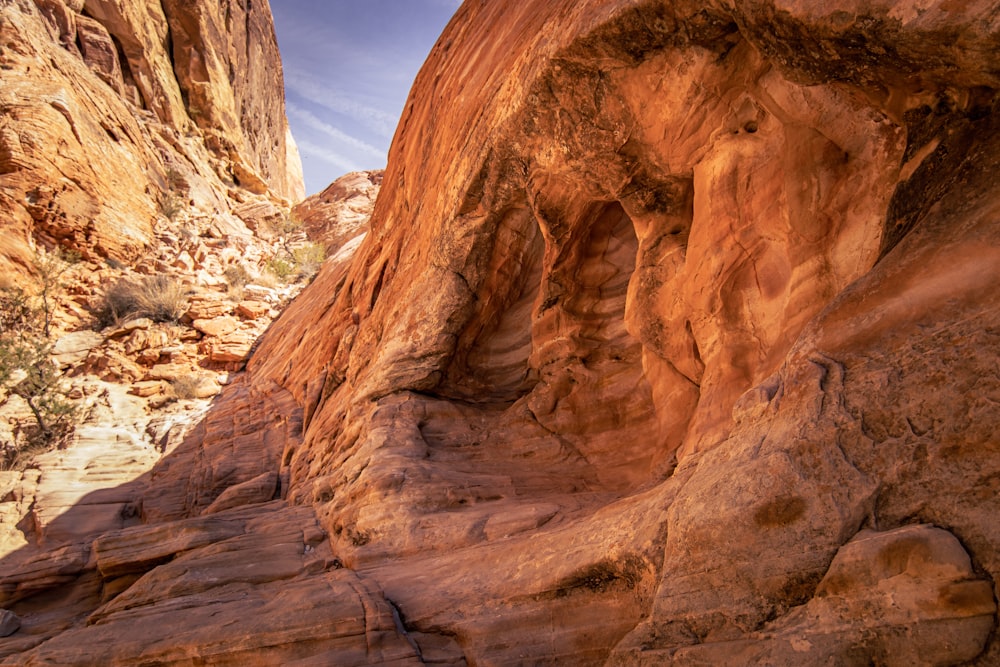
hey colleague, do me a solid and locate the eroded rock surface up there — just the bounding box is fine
[3,0,1000,665]
[292,170,383,254]
[0,0,303,275]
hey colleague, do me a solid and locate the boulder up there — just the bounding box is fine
[0,609,20,637]
[204,332,254,364]
[51,330,104,368]
[128,380,167,398]
[234,300,269,320]
[184,297,232,321]
[191,316,238,338]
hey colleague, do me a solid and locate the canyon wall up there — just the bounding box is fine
[0,0,303,276]
[3,0,1000,665]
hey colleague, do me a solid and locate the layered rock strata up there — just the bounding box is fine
[292,170,383,254]
[0,0,303,276]
[4,0,1000,665]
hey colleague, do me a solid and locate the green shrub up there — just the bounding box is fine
[265,256,296,283]
[0,286,36,333]
[293,243,326,281]
[264,243,326,284]
[0,287,78,470]
[97,275,189,327]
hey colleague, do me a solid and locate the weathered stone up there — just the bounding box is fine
[234,300,269,320]
[122,328,169,355]
[135,348,160,365]
[204,332,254,363]
[3,0,1000,665]
[0,610,19,638]
[292,170,382,254]
[105,318,152,338]
[242,284,278,302]
[202,471,278,515]
[0,0,302,273]
[18,506,419,666]
[75,15,123,94]
[206,213,253,240]
[144,363,192,382]
[170,250,195,271]
[184,297,232,321]
[51,330,104,368]
[191,316,238,338]
[128,380,167,398]
[182,375,221,399]
[0,542,89,605]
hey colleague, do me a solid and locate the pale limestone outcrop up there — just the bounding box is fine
[2,0,1000,665]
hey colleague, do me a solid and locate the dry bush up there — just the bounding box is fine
[223,265,251,288]
[223,265,251,301]
[252,271,279,289]
[97,275,189,327]
[159,191,184,221]
[170,375,203,400]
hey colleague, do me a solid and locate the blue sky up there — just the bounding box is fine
[271,0,461,195]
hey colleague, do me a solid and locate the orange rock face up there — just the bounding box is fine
[291,170,383,254]
[4,0,1000,665]
[0,0,303,273]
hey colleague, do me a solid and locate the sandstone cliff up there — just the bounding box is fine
[3,0,1000,665]
[0,0,303,276]
[291,170,383,254]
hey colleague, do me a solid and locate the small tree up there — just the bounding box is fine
[0,266,79,469]
[0,333,75,444]
[32,248,78,338]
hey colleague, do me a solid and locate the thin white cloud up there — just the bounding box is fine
[295,138,361,174]
[285,70,398,139]
[287,103,386,160]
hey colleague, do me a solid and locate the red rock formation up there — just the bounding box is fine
[3,0,1000,665]
[0,0,303,274]
[292,170,383,254]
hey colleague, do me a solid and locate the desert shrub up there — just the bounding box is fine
[257,211,302,242]
[164,166,186,190]
[282,212,303,235]
[0,286,78,470]
[0,286,36,333]
[265,256,296,283]
[252,270,279,289]
[264,243,326,285]
[170,375,203,400]
[223,265,251,301]
[33,248,78,337]
[158,191,184,221]
[223,265,251,288]
[97,275,189,327]
[293,243,326,281]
